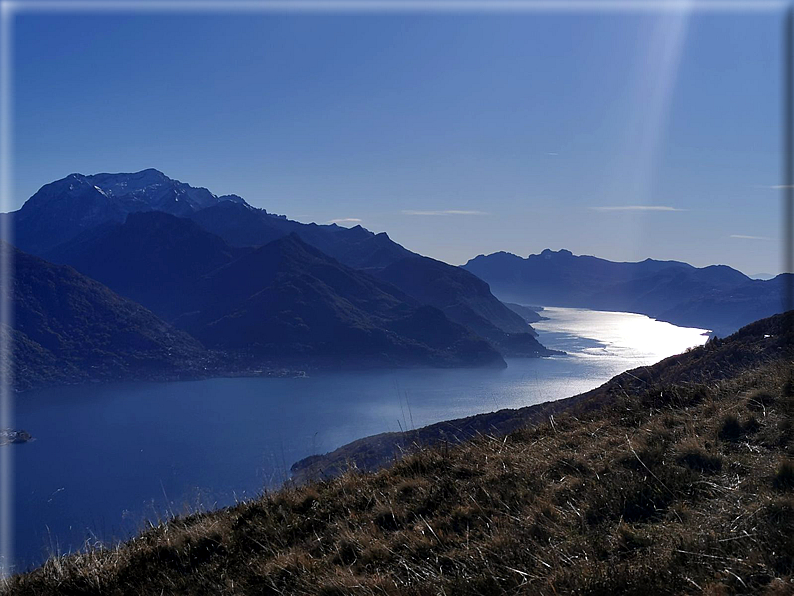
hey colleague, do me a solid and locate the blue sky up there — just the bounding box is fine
[10,6,785,275]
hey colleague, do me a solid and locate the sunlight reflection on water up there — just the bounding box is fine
[533,306,709,364]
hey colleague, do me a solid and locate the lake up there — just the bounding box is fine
[8,307,708,569]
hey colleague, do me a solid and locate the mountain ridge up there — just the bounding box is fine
[463,247,784,336]
[10,169,785,362]
[8,169,251,254]
[175,232,507,368]
[31,170,547,359]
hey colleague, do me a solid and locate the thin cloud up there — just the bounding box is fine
[590,205,687,212]
[730,234,771,241]
[545,152,559,156]
[328,217,362,225]
[402,210,489,216]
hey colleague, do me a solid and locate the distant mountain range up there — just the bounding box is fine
[43,206,547,358]
[464,248,788,336]
[4,168,787,389]
[5,170,552,388]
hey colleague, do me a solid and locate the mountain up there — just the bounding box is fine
[31,170,549,357]
[503,302,544,324]
[8,169,249,255]
[6,243,208,391]
[373,256,554,356]
[464,248,749,307]
[462,248,778,335]
[37,206,530,363]
[176,234,505,368]
[43,211,247,320]
[189,201,413,270]
[658,274,790,336]
[187,201,544,349]
[10,227,505,390]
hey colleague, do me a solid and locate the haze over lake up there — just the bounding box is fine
[10,307,708,569]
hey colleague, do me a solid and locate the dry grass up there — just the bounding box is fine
[3,358,792,595]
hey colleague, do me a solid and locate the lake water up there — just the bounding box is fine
[8,307,708,570]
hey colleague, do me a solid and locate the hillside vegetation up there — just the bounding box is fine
[6,243,208,391]
[4,313,792,595]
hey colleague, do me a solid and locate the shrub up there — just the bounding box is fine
[676,442,722,474]
[293,489,320,514]
[616,523,652,551]
[772,459,794,491]
[746,390,776,411]
[372,506,402,531]
[332,538,359,566]
[718,414,744,441]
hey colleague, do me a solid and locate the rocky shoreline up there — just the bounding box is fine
[0,429,33,445]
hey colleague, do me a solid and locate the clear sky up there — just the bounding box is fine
[9,5,786,275]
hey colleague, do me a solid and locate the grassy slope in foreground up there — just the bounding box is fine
[5,313,793,595]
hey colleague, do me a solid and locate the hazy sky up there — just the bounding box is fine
[10,6,785,275]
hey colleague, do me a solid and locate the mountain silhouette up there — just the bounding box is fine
[7,169,248,254]
[463,248,778,335]
[176,234,505,367]
[34,170,545,357]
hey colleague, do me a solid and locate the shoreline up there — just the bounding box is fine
[15,351,567,396]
